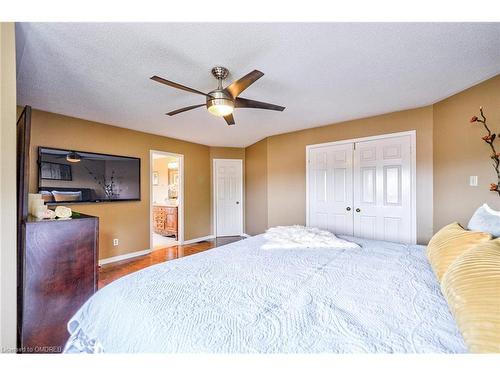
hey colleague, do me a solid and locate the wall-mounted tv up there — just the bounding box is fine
[38,147,141,204]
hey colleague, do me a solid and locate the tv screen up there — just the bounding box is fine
[38,147,141,204]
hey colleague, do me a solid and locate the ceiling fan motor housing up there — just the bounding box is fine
[211,66,229,81]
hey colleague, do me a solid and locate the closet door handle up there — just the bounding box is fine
[356,208,361,213]
[346,207,351,211]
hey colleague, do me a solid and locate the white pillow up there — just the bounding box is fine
[467,203,500,238]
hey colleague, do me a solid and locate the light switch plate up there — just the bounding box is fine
[469,176,478,186]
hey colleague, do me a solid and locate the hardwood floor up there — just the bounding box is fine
[98,236,245,289]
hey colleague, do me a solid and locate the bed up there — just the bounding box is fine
[64,234,467,353]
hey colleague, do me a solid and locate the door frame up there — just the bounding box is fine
[149,150,184,248]
[305,130,417,244]
[212,158,244,237]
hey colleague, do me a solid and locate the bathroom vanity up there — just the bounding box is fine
[152,205,178,239]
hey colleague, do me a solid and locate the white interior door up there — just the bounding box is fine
[308,143,354,235]
[214,159,243,237]
[353,135,412,243]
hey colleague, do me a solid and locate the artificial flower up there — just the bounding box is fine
[482,135,494,142]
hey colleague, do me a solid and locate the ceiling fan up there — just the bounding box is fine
[150,66,285,126]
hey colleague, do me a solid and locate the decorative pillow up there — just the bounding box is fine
[426,222,491,281]
[468,203,500,238]
[441,239,500,353]
[51,190,82,202]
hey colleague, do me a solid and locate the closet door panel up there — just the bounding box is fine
[360,167,376,204]
[308,143,354,236]
[359,215,377,239]
[353,135,412,243]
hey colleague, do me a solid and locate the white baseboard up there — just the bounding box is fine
[182,235,215,245]
[99,248,151,266]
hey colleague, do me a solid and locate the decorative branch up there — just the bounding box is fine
[470,107,500,196]
[84,166,122,199]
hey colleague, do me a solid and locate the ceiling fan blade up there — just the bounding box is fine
[225,70,264,98]
[166,104,205,116]
[224,113,235,126]
[235,97,285,112]
[151,75,211,98]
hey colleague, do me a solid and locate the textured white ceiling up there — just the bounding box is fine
[16,23,500,147]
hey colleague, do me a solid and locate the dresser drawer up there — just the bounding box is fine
[154,211,166,219]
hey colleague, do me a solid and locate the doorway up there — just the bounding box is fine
[213,159,244,237]
[150,150,184,249]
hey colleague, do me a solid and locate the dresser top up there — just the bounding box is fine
[26,212,97,223]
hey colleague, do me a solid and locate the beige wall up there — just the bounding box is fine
[28,109,212,259]
[209,146,245,234]
[0,22,17,352]
[433,75,500,230]
[245,138,269,236]
[245,74,500,243]
[269,107,434,243]
[209,147,245,161]
[246,107,435,243]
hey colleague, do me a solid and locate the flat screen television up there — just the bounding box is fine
[38,147,141,204]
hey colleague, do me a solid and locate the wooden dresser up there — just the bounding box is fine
[153,205,178,239]
[18,213,98,353]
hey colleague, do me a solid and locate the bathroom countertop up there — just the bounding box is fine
[152,203,178,208]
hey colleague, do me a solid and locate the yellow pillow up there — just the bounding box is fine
[441,239,500,353]
[426,222,491,281]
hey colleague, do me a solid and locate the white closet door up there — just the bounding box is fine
[353,135,412,243]
[308,143,354,235]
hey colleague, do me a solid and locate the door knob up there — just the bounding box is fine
[236,201,240,204]
[356,208,361,213]
[346,207,351,211]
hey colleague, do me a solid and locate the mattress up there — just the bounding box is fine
[64,234,467,353]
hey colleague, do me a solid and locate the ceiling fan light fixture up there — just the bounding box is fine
[66,151,81,163]
[207,98,234,117]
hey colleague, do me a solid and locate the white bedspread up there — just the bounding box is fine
[64,235,466,353]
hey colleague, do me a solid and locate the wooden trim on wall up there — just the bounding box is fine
[16,105,31,349]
